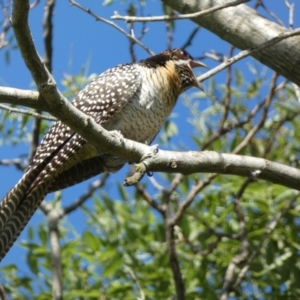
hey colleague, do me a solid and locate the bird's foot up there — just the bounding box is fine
[110,130,124,142]
[124,144,159,186]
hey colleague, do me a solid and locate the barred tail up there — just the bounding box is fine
[0,168,51,261]
[0,165,43,232]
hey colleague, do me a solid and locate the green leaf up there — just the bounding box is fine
[266,239,276,265]
[234,68,243,87]
[38,224,48,246]
[246,78,262,98]
[82,230,101,252]
[27,226,34,241]
[117,182,129,201]
[27,253,39,275]
[103,255,123,277]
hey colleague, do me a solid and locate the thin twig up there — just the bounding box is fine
[170,173,217,226]
[165,207,185,299]
[43,0,54,72]
[284,0,294,30]
[0,103,56,120]
[135,182,165,214]
[129,27,137,63]
[30,0,40,9]
[48,209,63,300]
[187,211,242,240]
[255,0,284,26]
[292,83,300,106]
[188,236,222,256]
[0,0,11,50]
[180,26,200,50]
[124,266,145,300]
[69,0,154,56]
[0,283,8,300]
[0,158,27,171]
[112,0,250,22]
[219,46,234,130]
[63,173,109,215]
[197,28,300,84]
[199,51,225,62]
[148,176,165,192]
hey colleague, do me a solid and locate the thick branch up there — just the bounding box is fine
[143,151,300,191]
[162,0,300,85]
[0,87,46,110]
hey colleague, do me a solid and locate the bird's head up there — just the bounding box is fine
[169,48,207,92]
[141,48,207,93]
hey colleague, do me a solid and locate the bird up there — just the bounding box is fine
[0,48,207,261]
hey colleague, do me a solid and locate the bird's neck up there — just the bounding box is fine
[137,61,181,108]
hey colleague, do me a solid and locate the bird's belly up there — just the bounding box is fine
[104,95,173,144]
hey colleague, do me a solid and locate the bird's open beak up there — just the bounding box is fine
[189,60,208,92]
[189,60,207,69]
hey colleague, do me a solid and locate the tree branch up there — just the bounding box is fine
[0,103,55,121]
[0,87,46,110]
[124,266,145,300]
[63,173,109,215]
[165,210,185,299]
[0,158,27,171]
[0,282,7,300]
[47,209,63,300]
[112,0,249,22]
[69,0,154,56]
[143,150,300,191]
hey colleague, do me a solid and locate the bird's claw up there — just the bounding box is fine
[124,144,159,186]
[110,130,124,142]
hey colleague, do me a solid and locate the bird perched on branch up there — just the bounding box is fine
[0,48,206,261]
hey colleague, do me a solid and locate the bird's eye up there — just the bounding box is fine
[180,49,190,59]
[180,50,188,57]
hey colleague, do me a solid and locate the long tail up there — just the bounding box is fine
[0,166,42,232]
[0,170,52,259]
[0,132,87,261]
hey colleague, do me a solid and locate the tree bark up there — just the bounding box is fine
[162,0,300,85]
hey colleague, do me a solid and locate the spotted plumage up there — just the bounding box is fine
[0,48,207,260]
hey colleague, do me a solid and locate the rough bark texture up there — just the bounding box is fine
[162,0,300,85]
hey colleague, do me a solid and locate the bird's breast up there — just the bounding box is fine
[104,64,181,144]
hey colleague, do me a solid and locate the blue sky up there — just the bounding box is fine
[0,0,299,282]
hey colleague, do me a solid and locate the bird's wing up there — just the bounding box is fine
[30,64,141,171]
[28,63,141,190]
